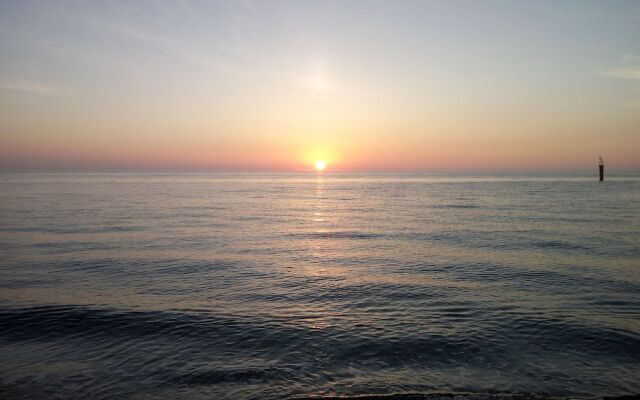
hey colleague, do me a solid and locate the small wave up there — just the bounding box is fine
[291,392,557,400]
[155,260,238,276]
[288,231,386,240]
[1,304,639,399]
[433,204,481,209]
[292,392,640,400]
[168,367,275,385]
[0,225,144,234]
[531,240,590,251]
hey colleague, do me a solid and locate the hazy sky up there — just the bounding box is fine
[1,0,639,171]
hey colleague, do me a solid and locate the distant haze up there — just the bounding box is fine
[1,0,639,171]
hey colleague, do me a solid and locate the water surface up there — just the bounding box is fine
[1,172,639,399]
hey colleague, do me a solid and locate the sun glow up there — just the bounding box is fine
[315,160,326,171]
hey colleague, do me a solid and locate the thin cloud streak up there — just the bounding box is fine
[602,68,640,80]
[0,78,57,95]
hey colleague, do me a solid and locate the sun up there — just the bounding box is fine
[315,160,326,171]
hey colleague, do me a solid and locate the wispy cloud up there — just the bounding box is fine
[0,79,57,95]
[602,68,640,80]
[76,9,332,99]
[600,53,640,80]
[78,16,239,76]
[601,55,640,107]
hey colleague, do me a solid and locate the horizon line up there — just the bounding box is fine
[1,167,639,174]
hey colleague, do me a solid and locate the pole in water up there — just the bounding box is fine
[599,156,604,181]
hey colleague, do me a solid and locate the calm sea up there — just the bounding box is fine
[1,172,639,399]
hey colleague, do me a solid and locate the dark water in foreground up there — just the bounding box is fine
[0,172,639,399]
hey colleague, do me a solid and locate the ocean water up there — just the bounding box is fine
[0,171,639,400]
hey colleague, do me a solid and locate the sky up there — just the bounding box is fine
[0,0,639,171]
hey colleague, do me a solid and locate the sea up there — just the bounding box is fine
[0,171,639,400]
